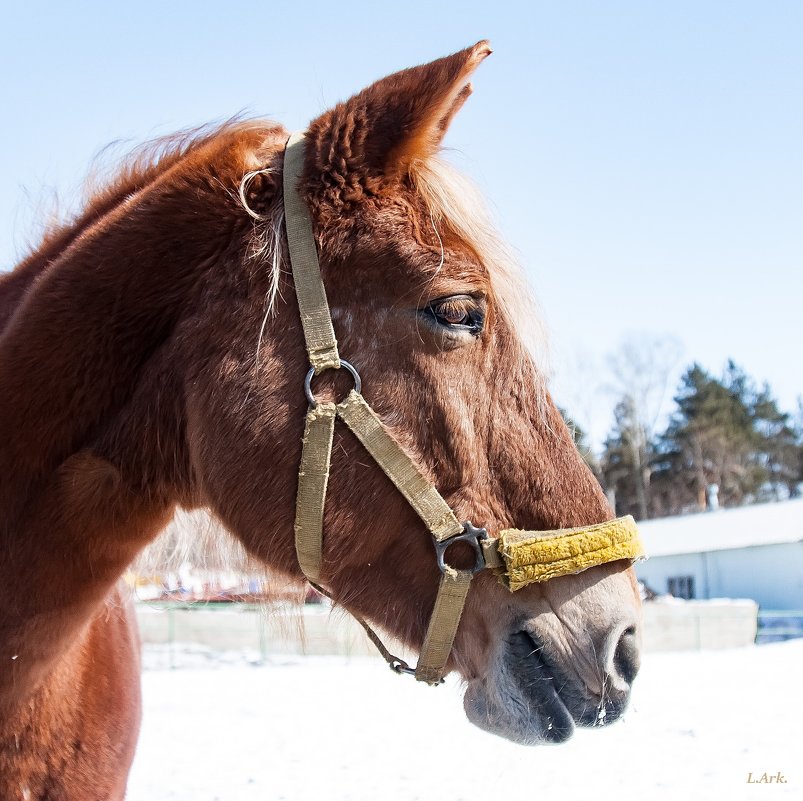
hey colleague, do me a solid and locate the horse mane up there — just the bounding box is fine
[0,119,279,330]
[1,119,286,582]
[3,116,545,363]
[44,125,228,252]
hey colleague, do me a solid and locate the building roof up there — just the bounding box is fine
[638,498,803,557]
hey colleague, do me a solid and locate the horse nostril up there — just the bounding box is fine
[611,624,640,687]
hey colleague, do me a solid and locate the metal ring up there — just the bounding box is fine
[304,359,362,406]
[434,521,488,575]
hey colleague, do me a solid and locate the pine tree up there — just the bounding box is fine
[654,361,775,512]
[752,388,801,499]
[797,399,803,494]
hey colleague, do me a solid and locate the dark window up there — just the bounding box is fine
[667,575,695,599]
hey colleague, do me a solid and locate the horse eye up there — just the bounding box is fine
[424,295,484,334]
[434,300,472,325]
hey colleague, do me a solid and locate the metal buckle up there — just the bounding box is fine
[434,521,488,575]
[304,359,362,407]
[390,658,444,685]
[390,658,416,676]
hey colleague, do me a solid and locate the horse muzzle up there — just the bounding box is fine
[463,560,642,745]
[464,614,640,745]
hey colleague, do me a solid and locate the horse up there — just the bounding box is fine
[0,42,642,800]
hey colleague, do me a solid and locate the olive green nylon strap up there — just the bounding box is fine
[336,391,464,541]
[414,570,474,684]
[294,402,337,583]
[283,132,340,373]
[285,133,468,684]
[335,389,470,684]
[292,390,472,684]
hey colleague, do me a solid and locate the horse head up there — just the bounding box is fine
[185,42,642,744]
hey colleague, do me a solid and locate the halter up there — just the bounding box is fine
[283,132,645,685]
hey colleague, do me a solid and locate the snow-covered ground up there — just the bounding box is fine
[128,641,801,801]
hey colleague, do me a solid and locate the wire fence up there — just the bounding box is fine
[756,610,803,643]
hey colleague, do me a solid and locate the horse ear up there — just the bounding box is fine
[306,41,492,196]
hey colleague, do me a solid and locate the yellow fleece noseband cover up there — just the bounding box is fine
[494,515,644,591]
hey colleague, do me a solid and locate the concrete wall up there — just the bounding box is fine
[136,598,759,659]
[136,603,381,661]
[641,599,757,651]
[636,542,803,609]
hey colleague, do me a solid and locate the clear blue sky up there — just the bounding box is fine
[2,1,801,444]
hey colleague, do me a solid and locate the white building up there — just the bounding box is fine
[635,499,803,610]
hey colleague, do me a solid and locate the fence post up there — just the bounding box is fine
[168,605,176,670]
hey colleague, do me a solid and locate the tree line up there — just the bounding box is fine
[567,355,802,521]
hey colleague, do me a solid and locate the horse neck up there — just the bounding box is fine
[0,141,252,707]
[0,142,203,331]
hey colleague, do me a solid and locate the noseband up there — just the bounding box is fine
[282,132,645,685]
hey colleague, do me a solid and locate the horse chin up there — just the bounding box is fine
[462,630,615,745]
[462,633,574,745]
